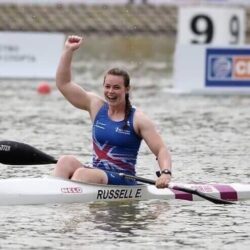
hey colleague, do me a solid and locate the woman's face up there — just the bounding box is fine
[103,74,129,106]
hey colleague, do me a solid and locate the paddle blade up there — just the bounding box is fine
[0,141,57,165]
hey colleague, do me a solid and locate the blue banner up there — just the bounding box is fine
[205,48,250,87]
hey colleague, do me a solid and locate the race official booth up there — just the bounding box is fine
[173,5,250,94]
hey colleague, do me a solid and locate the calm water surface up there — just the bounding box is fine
[0,36,250,249]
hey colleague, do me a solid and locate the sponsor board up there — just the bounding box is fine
[206,48,250,87]
[0,32,64,79]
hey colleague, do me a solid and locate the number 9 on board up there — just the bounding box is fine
[177,6,245,45]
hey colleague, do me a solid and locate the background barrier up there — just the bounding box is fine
[0,0,249,6]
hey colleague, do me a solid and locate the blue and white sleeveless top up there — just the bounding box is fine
[92,103,142,175]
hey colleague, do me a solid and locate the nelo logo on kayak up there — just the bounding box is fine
[0,144,11,151]
[61,187,82,193]
[97,188,142,200]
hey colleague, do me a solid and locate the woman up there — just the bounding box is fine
[53,35,172,188]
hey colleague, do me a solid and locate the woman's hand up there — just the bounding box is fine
[155,174,171,188]
[65,35,83,51]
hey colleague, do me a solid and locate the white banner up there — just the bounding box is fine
[0,32,65,79]
[177,6,245,45]
[0,0,249,5]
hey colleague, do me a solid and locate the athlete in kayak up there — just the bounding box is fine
[53,35,172,188]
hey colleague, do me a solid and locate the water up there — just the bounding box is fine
[0,36,250,249]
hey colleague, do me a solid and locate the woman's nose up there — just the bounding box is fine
[108,87,114,93]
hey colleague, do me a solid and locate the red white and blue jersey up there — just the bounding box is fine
[92,103,142,175]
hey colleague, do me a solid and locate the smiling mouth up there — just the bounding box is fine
[106,96,117,102]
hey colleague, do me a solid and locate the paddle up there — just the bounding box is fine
[0,140,57,165]
[119,173,235,205]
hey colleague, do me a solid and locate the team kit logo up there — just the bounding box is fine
[206,48,250,87]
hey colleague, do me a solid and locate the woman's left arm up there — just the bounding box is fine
[135,111,172,188]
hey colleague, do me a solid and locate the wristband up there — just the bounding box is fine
[161,169,172,176]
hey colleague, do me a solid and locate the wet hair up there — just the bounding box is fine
[104,68,132,129]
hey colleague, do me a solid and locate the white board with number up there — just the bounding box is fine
[177,6,245,45]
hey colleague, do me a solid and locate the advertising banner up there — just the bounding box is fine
[174,44,250,93]
[0,32,65,79]
[206,48,250,87]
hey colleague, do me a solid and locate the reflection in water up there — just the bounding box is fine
[61,201,170,236]
[89,201,169,234]
[1,201,250,250]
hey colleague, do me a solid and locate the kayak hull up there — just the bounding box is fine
[0,176,249,205]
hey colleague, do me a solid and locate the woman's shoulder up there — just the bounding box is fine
[134,108,154,129]
[89,95,105,121]
[134,107,150,119]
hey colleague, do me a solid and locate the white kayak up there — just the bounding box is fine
[0,176,249,205]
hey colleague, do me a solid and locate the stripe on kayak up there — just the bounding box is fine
[212,184,238,201]
[172,189,193,201]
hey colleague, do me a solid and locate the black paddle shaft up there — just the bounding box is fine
[0,140,57,165]
[120,173,235,205]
